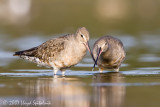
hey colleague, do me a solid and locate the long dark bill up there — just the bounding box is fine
[85,42,96,63]
[92,47,102,71]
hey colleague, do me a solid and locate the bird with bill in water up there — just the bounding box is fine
[92,36,126,72]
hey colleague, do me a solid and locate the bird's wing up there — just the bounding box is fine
[112,52,126,68]
[35,35,69,62]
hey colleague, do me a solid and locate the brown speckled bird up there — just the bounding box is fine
[92,36,126,72]
[13,27,94,75]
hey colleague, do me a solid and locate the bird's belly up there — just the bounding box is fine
[50,51,86,69]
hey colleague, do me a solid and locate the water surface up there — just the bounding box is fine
[0,0,160,107]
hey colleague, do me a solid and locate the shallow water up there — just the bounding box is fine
[0,35,160,107]
[0,0,160,107]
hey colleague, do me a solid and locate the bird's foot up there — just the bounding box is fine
[53,68,59,75]
[99,68,104,73]
[114,68,119,72]
[61,69,66,76]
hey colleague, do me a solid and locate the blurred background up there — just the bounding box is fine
[0,0,160,70]
[0,0,160,36]
[0,0,160,107]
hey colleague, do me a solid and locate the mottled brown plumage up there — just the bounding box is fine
[92,36,126,72]
[14,27,94,75]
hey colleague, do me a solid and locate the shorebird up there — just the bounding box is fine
[92,36,126,72]
[13,27,94,75]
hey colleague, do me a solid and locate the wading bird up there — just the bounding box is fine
[92,36,126,72]
[14,27,94,75]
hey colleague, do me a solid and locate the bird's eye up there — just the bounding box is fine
[81,35,84,38]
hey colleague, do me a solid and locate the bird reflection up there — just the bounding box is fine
[92,72,125,107]
[24,75,90,107]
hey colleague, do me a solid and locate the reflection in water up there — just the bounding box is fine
[92,72,125,107]
[15,72,125,107]
[24,76,90,107]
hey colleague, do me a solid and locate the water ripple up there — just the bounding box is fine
[121,70,160,75]
[90,82,160,87]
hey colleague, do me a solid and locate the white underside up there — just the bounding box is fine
[21,56,66,75]
[20,56,50,68]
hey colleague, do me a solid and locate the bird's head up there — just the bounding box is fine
[76,27,89,44]
[76,27,95,63]
[92,40,109,71]
[96,40,109,54]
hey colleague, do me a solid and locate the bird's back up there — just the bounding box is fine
[105,36,125,56]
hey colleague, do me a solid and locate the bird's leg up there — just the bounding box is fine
[114,68,119,72]
[99,68,104,73]
[53,68,59,75]
[61,69,66,76]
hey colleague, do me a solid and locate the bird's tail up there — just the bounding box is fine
[13,47,38,57]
